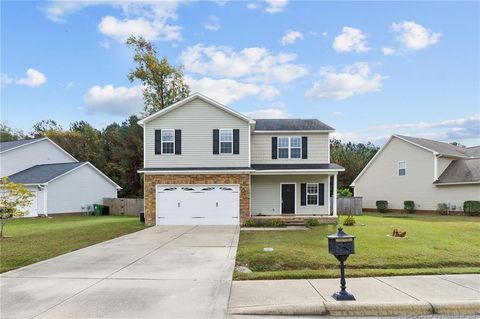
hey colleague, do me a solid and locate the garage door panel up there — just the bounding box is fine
[156,185,239,225]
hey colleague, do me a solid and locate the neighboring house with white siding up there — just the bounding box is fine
[351,135,480,212]
[0,138,120,217]
[138,93,344,225]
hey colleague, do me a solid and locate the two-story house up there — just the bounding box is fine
[138,93,344,225]
[0,137,120,216]
[351,135,480,212]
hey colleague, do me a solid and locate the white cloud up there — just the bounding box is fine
[333,111,343,116]
[204,16,221,31]
[322,31,328,38]
[212,0,228,5]
[333,27,369,53]
[180,44,308,83]
[185,76,280,104]
[391,21,441,50]
[99,40,111,49]
[44,1,182,42]
[281,30,303,45]
[306,63,385,100]
[382,47,395,55]
[244,108,290,119]
[246,2,259,9]
[84,84,143,115]
[265,0,288,13]
[6,68,47,88]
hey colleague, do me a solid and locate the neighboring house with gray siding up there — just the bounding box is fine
[351,135,480,212]
[0,138,120,217]
[138,93,344,226]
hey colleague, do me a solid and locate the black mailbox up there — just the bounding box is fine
[328,227,355,256]
[327,227,356,301]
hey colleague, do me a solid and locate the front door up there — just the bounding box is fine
[281,184,295,214]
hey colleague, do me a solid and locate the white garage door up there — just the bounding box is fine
[156,185,239,225]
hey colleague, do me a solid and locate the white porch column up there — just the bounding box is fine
[333,174,338,217]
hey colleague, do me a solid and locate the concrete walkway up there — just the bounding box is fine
[229,275,480,316]
[1,225,239,319]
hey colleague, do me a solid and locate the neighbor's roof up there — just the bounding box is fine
[254,119,335,132]
[433,158,480,185]
[395,135,474,158]
[463,146,480,158]
[0,138,44,152]
[8,162,86,184]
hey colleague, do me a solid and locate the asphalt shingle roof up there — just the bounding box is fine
[254,119,334,131]
[395,135,474,158]
[0,138,43,152]
[8,162,86,184]
[434,158,480,184]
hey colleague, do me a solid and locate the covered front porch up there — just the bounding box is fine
[249,165,342,219]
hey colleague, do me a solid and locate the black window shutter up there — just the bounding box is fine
[233,129,240,154]
[300,183,306,206]
[213,129,219,154]
[175,130,181,155]
[302,136,308,159]
[155,130,162,155]
[318,183,325,206]
[271,137,278,159]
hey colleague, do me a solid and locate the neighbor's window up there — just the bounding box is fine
[220,129,233,154]
[161,129,175,154]
[398,161,406,176]
[278,137,289,158]
[307,183,319,205]
[278,137,302,159]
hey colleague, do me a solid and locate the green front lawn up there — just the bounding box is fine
[1,216,148,273]
[235,213,480,280]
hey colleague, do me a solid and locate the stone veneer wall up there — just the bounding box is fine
[144,174,251,225]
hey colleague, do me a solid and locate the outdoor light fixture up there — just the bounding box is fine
[328,227,356,301]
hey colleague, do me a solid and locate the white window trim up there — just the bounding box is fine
[277,136,302,159]
[161,129,175,155]
[219,129,234,154]
[398,160,407,176]
[306,183,319,206]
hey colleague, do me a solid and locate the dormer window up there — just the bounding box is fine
[398,160,406,176]
[278,137,302,159]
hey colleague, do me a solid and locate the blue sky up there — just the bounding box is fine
[1,1,479,146]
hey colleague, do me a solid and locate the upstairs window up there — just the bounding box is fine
[278,137,302,159]
[220,129,233,154]
[161,129,175,154]
[398,161,406,176]
[306,183,319,205]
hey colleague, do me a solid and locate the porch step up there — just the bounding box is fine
[284,219,306,227]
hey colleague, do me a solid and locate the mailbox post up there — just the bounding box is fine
[328,227,356,301]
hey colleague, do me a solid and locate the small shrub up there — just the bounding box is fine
[242,218,285,227]
[338,188,353,197]
[437,203,449,215]
[343,214,356,226]
[404,200,415,214]
[376,200,388,213]
[305,218,320,227]
[464,201,480,216]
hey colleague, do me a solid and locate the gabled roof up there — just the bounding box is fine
[351,134,480,187]
[434,158,480,185]
[0,137,78,162]
[0,138,45,152]
[254,119,335,132]
[137,93,256,126]
[462,146,480,158]
[8,162,121,189]
[395,135,472,158]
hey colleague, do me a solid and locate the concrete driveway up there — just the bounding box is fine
[1,225,239,319]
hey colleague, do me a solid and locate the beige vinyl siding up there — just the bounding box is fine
[251,175,330,215]
[144,98,250,168]
[251,133,329,164]
[354,137,480,211]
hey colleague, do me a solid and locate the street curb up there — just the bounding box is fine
[229,304,326,315]
[431,300,480,315]
[229,301,480,316]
